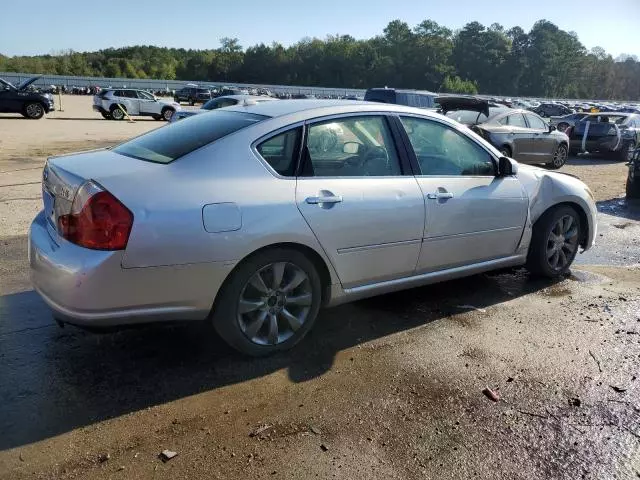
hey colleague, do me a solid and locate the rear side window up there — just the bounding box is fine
[256,127,302,176]
[525,114,547,130]
[114,111,267,164]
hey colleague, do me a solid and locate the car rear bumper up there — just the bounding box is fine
[29,211,235,327]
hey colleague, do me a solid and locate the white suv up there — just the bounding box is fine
[93,89,180,121]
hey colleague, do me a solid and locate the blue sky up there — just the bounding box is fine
[1,0,639,57]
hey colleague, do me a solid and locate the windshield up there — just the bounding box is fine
[113,110,268,163]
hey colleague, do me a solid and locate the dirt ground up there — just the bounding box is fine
[0,96,639,480]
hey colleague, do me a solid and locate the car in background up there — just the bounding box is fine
[30,100,596,356]
[533,103,573,118]
[0,76,55,119]
[93,89,180,121]
[569,113,639,160]
[440,96,570,169]
[174,86,212,105]
[364,87,438,109]
[549,113,590,132]
[170,95,278,122]
[627,146,640,198]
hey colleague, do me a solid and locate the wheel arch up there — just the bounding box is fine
[212,242,336,312]
[533,200,590,249]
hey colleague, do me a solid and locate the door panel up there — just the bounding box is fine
[525,113,556,159]
[296,178,424,286]
[502,113,534,162]
[295,114,424,287]
[397,115,529,272]
[415,176,528,272]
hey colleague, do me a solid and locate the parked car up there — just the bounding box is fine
[170,95,278,122]
[569,113,640,160]
[627,146,640,198]
[364,87,438,109]
[439,96,570,169]
[0,76,55,119]
[534,103,573,117]
[30,100,596,356]
[93,89,180,121]
[174,86,212,105]
[549,113,590,132]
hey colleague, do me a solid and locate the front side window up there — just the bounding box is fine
[256,127,302,176]
[525,114,547,130]
[400,116,495,176]
[303,116,402,177]
[114,111,267,164]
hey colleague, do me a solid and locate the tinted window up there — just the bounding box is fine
[400,116,495,176]
[120,90,137,98]
[113,90,123,97]
[114,111,267,164]
[304,116,401,177]
[525,114,547,130]
[256,127,302,176]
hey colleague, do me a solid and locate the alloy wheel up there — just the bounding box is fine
[237,262,313,345]
[546,214,579,271]
[26,103,43,118]
[552,145,567,168]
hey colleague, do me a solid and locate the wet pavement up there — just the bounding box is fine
[1,199,639,479]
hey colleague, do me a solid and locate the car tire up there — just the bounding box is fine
[161,107,174,121]
[211,248,323,357]
[546,144,568,169]
[526,205,581,278]
[100,111,112,120]
[500,146,512,158]
[626,176,640,199]
[617,142,635,162]
[110,105,125,120]
[152,114,162,121]
[23,102,45,119]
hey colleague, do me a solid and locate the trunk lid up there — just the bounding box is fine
[435,96,490,117]
[42,149,163,237]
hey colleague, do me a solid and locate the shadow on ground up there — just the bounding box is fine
[566,154,626,166]
[596,197,640,221]
[0,261,561,450]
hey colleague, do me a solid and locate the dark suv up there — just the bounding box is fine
[0,76,55,119]
[626,146,640,198]
[174,87,212,105]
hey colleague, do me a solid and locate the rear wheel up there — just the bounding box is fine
[627,175,640,199]
[23,102,45,119]
[526,205,581,278]
[212,248,322,356]
[617,142,635,162]
[110,105,125,120]
[546,144,568,169]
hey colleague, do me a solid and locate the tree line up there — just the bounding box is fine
[1,19,639,100]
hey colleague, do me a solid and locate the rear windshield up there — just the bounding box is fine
[113,111,267,163]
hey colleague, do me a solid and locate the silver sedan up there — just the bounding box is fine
[30,100,597,356]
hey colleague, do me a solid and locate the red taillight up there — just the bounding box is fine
[58,182,133,250]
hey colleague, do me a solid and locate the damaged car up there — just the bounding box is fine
[0,76,55,119]
[439,96,570,169]
[569,113,639,161]
[30,100,596,356]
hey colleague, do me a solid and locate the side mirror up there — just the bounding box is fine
[548,124,556,133]
[498,156,518,177]
[343,142,360,154]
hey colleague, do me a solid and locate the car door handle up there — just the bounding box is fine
[427,192,454,200]
[305,195,343,204]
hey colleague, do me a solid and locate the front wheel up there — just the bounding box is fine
[161,107,174,121]
[546,144,568,169]
[23,102,45,119]
[212,248,323,356]
[110,105,125,120]
[526,205,581,278]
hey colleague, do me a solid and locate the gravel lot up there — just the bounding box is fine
[0,97,639,480]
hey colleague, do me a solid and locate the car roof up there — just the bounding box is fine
[225,99,448,119]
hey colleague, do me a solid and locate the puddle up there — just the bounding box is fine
[568,269,610,284]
